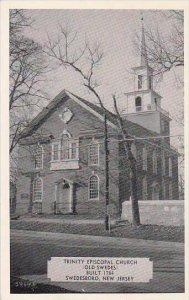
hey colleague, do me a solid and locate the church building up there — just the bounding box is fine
[15,25,179,218]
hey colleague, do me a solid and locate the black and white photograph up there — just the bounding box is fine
[0,1,188,297]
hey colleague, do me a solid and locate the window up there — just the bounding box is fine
[161,119,165,132]
[89,175,99,200]
[142,147,147,171]
[169,182,172,200]
[169,157,172,177]
[138,75,143,89]
[149,75,152,89]
[52,143,59,161]
[142,176,147,200]
[135,96,142,111]
[33,177,43,202]
[162,151,166,175]
[61,133,70,160]
[71,142,77,159]
[153,150,158,174]
[34,145,43,169]
[51,130,79,162]
[89,140,99,165]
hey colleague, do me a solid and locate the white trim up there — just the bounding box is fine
[56,179,74,213]
[169,157,172,178]
[34,145,43,170]
[51,142,60,161]
[88,139,99,166]
[61,129,72,138]
[88,174,99,201]
[33,177,43,203]
[65,91,117,130]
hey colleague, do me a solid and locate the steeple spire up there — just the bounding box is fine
[140,15,148,67]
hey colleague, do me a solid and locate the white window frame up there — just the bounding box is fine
[138,75,143,90]
[52,142,60,161]
[51,130,79,162]
[142,147,147,171]
[34,145,43,169]
[60,132,71,160]
[88,139,99,166]
[152,150,158,174]
[169,157,172,177]
[88,174,99,200]
[33,177,43,203]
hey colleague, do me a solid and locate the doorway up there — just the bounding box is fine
[56,179,73,214]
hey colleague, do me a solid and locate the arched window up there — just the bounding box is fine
[88,139,99,165]
[33,177,43,202]
[169,157,172,177]
[138,75,143,89]
[135,97,142,111]
[142,147,147,171]
[52,142,60,161]
[34,145,43,169]
[51,130,78,163]
[61,133,70,160]
[89,175,99,200]
[153,150,158,174]
[142,176,147,200]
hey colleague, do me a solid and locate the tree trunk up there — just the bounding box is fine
[104,114,110,230]
[113,96,140,226]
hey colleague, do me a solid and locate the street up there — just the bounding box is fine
[10,229,184,293]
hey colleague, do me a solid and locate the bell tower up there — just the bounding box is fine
[123,17,171,139]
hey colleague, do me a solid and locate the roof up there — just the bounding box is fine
[18,89,178,155]
[68,91,159,139]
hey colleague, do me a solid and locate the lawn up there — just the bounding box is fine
[10,219,184,243]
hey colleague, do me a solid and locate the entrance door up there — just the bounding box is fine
[57,181,72,214]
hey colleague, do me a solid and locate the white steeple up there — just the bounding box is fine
[140,16,148,67]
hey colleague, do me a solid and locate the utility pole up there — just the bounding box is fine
[113,96,140,226]
[104,114,110,230]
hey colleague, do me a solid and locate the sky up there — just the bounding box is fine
[23,9,184,149]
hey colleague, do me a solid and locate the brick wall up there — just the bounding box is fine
[16,97,120,217]
[16,95,179,218]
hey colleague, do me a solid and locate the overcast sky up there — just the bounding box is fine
[23,9,184,148]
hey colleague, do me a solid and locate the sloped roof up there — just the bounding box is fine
[18,89,178,155]
[68,91,158,138]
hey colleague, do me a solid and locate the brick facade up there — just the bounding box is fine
[15,91,179,218]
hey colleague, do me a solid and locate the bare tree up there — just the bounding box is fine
[135,10,184,75]
[9,9,49,155]
[44,23,141,226]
